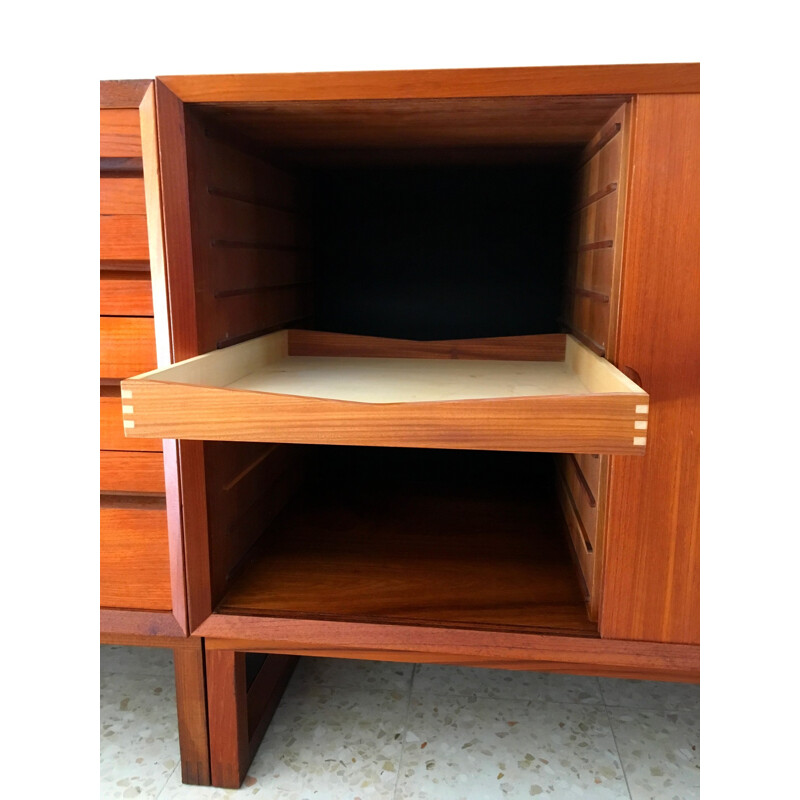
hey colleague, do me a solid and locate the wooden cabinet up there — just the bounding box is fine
[102,64,699,788]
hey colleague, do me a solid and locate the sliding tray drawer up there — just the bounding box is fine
[120,330,648,454]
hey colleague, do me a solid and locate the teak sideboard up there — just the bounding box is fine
[99,63,699,789]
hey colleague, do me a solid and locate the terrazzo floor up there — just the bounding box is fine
[100,646,699,799]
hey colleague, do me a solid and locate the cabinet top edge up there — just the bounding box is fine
[154,63,699,103]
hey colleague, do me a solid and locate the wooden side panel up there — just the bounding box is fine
[557,477,594,598]
[100,109,143,156]
[100,317,157,378]
[558,455,598,548]
[558,102,632,620]
[183,112,311,352]
[100,451,166,493]
[564,104,630,355]
[601,94,699,644]
[173,105,312,615]
[204,442,304,605]
[100,272,154,316]
[100,506,172,610]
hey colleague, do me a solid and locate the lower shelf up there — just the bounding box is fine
[216,469,596,638]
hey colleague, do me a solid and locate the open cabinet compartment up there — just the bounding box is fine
[144,89,640,640]
[213,446,597,637]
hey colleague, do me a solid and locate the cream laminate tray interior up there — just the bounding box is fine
[120,329,648,454]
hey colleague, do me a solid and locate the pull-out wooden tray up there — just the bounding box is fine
[121,330,648,453]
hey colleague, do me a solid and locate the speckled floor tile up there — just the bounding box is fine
[290,656,414,694]
[157,767,304,799]
[599,679,699,711]
[270,683,410,797]
[101,645,175,678]
[396,694,628,799]
[100,671,180,799]
[162,683,412,799]
[609,708,699,800]
[413,664,602,705]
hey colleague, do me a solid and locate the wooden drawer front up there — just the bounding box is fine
[556,476,594,597]
[100,109,142,157]
[101,394,162,452]
[100,506,171,610]
[559,454,598,549]
[100,176,146,215]
[100,272,154,316]
[100,317,157,379]
[100,451,166,493]
[100,215,149,261]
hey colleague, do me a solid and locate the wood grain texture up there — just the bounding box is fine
[100,610,184,639]
[100,214,150,261]
[139,83,190,635]
[206,650,249,788]
[153,84,215,635]
[196,96,629,150]
[183,104,310,352]
[245,655,298,747]
[216,482,596,637]
[100,393,162,452]
[558,453,598,547]
[160,64,699,103]
[205,442,303,607]
[122,330,646,454]
[199,621,699,682]
[100,108,142,156]
[556,475,594,599]
[100,507,172,610]
[124,378,647,454]
[100,79,151,108]
[100,176,146,215]
[100,316,157,378]
[99,271,154,316]
[100,451,166,493]
[154,82,201,364]
[601,94,700,644]
[173,644,211,785]
[289,330,566,361]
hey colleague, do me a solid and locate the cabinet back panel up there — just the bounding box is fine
[310,164,571,340]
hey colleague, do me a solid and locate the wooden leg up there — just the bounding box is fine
[206,650,249,789]
[173,642,211,785]
[206,649,299,789]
